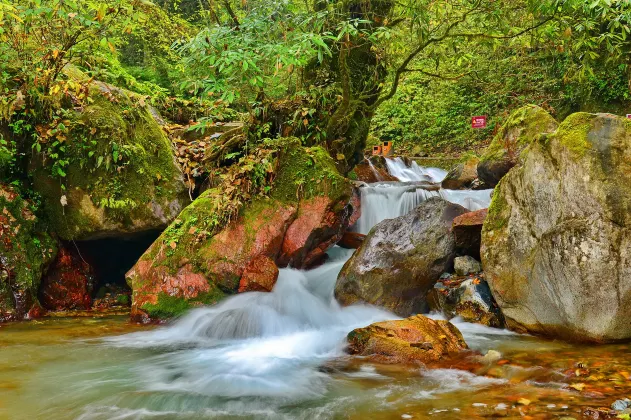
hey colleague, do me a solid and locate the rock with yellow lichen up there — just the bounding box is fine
[346,314,469,365]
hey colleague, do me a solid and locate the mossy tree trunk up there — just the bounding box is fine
[309,0,394,173]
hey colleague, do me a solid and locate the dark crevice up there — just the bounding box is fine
[72,230,161,298]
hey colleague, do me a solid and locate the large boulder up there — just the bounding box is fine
[32,79,188,241]
[352,156,399,183]
[346,314,469,365]
[0,185,57,321]
[481,112,631,343]
[127,143,357,321]
[478,105,558,187]
[335,197,467,317]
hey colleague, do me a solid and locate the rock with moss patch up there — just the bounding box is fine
[32,80,188,241]
[346,314,469,366]
[0,185,58,321]
[482,112,631,343]
[335,197,467,317]
[478,105,558,187]
[441,157,479,190]
[127,143,356,321]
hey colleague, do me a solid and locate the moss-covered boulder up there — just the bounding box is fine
[335,197,467,317]
[0,185,57,321]
[346,314,469,366]
[478,105,558,187]
[33,81,188,240]
[481,113,631,343]
[127,143,357,321]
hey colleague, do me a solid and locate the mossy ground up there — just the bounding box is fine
[141,287,225,319]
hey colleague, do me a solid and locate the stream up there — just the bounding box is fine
[1,159,628,419]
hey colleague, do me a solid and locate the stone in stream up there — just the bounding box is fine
[337,232,366,249]
[454,256,482,276]
[127,142,358,322]
[0,184,58,321]
[477,105,558,187]
[441,156,479,190]
[335,197,467,317]
[428,274,505,328]
[482,112,631,342]
[352,156,399,183]
[346,314,469,365]
[39,246,95,311]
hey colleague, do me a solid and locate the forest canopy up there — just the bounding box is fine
[1,0,630,178]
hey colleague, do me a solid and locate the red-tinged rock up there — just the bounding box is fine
[353,158,399,183]
[347,187,362,228]
[238,255,279,293]
[346,314,469,366]
[39,246,94,311]
[26,302,47,319]
[337,232,366,249]
[452,208,488,258]
[279,195,356,268]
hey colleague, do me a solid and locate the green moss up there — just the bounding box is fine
[481,105,558,163]
[272,141,350,203]
[550,112,595,158]
[483,182,510,233]
[34,81,186,240]
[0,186,58,317]
[141,287,225,319]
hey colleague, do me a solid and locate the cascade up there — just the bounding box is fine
[103,158,495,410]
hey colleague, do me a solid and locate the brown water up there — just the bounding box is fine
[0,315,629,420]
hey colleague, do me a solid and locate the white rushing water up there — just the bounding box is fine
[384,157,448,183]
[78,158,503,418]
[355,158,493,234]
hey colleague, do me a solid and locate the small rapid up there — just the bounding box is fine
[355,158,492,234]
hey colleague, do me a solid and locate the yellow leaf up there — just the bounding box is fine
[517,398,531,406]
[569,383,585,392]
[52,49,59,59]
[336,154,345,161]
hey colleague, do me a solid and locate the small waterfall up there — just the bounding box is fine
[365,158,383,181]
[354,158,492,234]
[385,157,448,183]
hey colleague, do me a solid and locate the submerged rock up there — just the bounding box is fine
[0,185,57,321]
[477,105,558,187]
[482,112,631,342]
[428,275,504,328]
[39,246,95,311]
[127,143,356,321]
[32,78,188,241]
[441,157,479,190]
[346,314,468,365]
[335,197,467,317]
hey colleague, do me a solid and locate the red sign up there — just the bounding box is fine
[626,114,631,119]
[472,116,487,129]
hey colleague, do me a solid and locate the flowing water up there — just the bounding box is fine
[1,159,629,419]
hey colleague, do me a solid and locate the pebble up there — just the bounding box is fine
[495,403,508,410]
[547,404,557,409]
[472,403,487,407]
[482,350,502,364]
[401,415,412,419]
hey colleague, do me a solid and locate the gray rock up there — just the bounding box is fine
[482,112,631,342]
[428,276,505,328]
[454,256,482,276]
[335,197,467,317]
[612,399,631,412]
